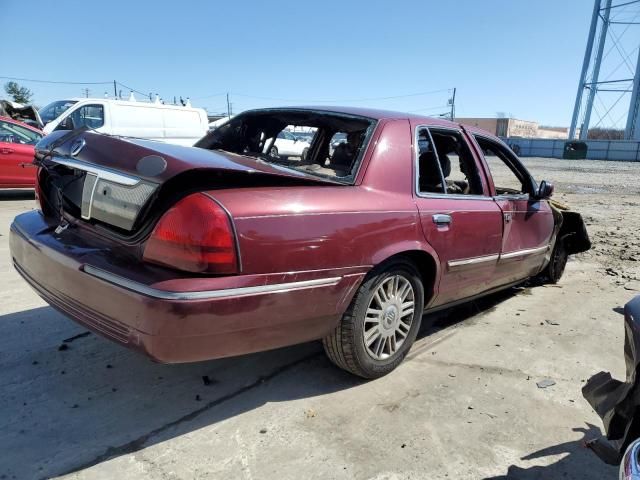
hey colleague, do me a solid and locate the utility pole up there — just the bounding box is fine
[113,80,118,98]
[569,0,601,139]
[226,93,231,118]
[82,88,90,98]
[449,87,456,120]
[580,0,612,140]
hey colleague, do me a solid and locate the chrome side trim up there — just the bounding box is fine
[448,253,499,269]
[52,157,141,186]
[499,245,550,260]
[83,265,342,301]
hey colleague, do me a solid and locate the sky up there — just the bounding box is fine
[2,0,598,126]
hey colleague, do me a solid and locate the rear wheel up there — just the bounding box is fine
[323,260,424,378]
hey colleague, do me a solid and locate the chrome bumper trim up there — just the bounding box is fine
[83,265,342,301]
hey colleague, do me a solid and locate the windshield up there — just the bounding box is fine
[195,110,377,184]
[39,100,77,124]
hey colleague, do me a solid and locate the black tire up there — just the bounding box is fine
[323,259,424,379]
[301,147,309,161]
[269,146,278,158]
[542,235,569,284]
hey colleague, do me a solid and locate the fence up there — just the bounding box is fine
[503,138,640,162]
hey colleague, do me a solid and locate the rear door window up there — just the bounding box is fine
[416,127,484,196]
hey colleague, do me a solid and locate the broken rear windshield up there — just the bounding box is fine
[197,109,377,184]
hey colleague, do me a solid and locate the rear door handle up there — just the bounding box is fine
[432,214,452,225]
[0,147,14,154]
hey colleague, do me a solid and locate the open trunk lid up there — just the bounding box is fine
[35,130,335,235]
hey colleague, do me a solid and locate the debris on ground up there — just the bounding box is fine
[62,332,91,343]
[202,375,217,386]
[57,344,69,351]
[545,319,560,326]
[537,379,556,389]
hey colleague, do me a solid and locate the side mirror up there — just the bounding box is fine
[537,180,554,199]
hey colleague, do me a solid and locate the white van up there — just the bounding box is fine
[39,98,209,146]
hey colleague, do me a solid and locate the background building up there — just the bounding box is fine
[455,117,574,139]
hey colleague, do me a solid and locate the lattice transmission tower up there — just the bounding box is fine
[569,0,640,140]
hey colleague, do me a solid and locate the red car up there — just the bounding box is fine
[0,116,43,188]
[10,107,590,378]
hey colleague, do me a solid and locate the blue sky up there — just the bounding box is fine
[3,0,594,126]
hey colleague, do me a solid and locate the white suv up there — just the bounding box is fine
[269,130,310,160]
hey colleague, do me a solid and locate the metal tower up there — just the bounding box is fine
[569,0,640,140]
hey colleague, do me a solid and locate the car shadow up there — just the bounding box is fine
[482,423,617,479]
[0,284,552,479]
[0,306,363,479]
[0,189,35,201]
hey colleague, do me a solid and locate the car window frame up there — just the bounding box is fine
[0,119,42,145]
[413,124,493,201]
[75,104,105,129]
[470,133,537,200]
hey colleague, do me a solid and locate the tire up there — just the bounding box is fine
[301,147,309,161]
[323,259,424,378]
[269,146,278,158]
[542,234,569,284]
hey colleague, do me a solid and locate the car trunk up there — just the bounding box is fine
[35,130,336,240]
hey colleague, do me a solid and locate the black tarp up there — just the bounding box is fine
[582,295,640,464]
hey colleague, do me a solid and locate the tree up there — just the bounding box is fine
[4,81,34,104]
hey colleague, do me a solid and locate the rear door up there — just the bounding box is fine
[0,119,41,187]
[412,124,504,307]
[470,134,554,284]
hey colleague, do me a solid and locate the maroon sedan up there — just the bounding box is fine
[0,116,43,188]
[10,107,590,378]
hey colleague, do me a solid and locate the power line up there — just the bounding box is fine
[230,88,452,104]
[0,75,111,85]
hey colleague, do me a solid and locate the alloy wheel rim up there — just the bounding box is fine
[363,275,415,360]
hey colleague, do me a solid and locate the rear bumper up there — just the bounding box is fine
[10,211,365,363]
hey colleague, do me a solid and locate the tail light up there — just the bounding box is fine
[143,193,238,274]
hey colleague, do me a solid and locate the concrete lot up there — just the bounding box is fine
[1,158,639,479]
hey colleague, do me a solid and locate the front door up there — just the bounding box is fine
[413,125,504,307]
[470,134,554,284]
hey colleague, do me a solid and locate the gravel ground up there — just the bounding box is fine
[0,158,638,480]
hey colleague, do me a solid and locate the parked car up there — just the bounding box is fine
[267,129,311,160]
[10,107,590,378]
[0,116,43,188]
[39,98,209,146]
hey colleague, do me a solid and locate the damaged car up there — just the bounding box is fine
[0,115,43,188]
[0,99,43,129]
[9,107,590,378]
[583,295,640,474]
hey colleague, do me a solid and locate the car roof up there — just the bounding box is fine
[241,106,464,128]
[0,115,42,133]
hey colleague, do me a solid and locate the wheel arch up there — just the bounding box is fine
[369,241,441,306]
